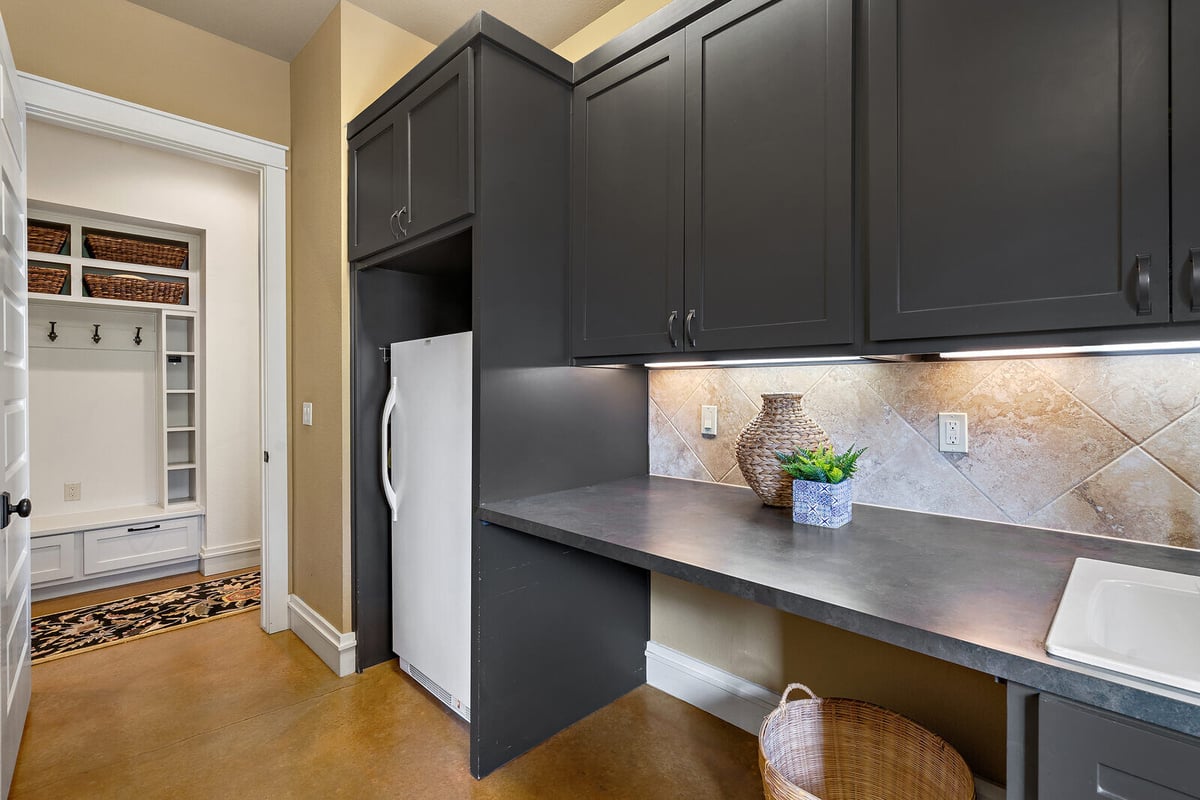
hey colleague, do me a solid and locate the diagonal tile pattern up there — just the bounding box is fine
[941,361,1132,521]
[667,370,759,482]
[648,353,1200,552]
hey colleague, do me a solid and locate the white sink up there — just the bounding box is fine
[1046,558,1200,694]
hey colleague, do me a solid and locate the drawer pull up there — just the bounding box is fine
[1134,254,1152,316]
[1190,247,1200,313]
[127,524,161,533]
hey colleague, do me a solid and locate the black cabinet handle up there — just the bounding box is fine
[127,524,161,533]
[666,310,679,349]
[685,309,697,348]
[1191,247,1200,313]
[1134,254,1152,316]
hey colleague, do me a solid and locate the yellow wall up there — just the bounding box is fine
[0,0,289,145]
[553,0,674,61]
[289,2,433,631]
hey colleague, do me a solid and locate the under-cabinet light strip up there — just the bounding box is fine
[939,341,1200,359]
[646,356,866,369]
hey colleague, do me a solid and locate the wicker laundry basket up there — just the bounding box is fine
[759,684,975,800]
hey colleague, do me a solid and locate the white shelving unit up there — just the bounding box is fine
[27,205,206,599]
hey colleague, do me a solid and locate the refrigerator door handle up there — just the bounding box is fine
[381,376,399,522]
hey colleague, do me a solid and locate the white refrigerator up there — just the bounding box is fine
[381,331,472,721]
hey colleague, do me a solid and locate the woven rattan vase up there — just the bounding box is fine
[736,394,830,508]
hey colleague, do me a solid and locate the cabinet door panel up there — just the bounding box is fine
[1173,0,1200,321]
[403,48,475,241]
[684,0,852,351]
[1038,695,1200,799]
[348,109,403,261]
[867,0,1170,341]
[571,33,685,358]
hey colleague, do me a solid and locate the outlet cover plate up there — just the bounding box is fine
[64,482,81,502]
[938,412,968,453]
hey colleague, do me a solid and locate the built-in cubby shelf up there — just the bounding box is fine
[28,203,207,598]
[28,207,197,312]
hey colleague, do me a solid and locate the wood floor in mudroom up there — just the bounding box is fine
[12,611,761,799]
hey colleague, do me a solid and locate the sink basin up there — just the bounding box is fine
[1046,558,1200,693]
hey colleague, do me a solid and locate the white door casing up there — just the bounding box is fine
[0,10,29,796]
[16,73,289,634]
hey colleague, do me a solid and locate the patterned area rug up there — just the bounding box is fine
[32,570,261,664]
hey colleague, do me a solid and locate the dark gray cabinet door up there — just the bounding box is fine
[683,0,852,351]
[1038,695,1200,799]
[867,0,1171,341]
[571,33,685,358]
[348,107,404,261]
[400,48,475,241]
[1173,0,1200,322]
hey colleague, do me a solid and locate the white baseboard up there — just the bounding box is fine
[31,558,198,601]
[645,641,1005,800]
[199,540,261,576]
[287,594,356,677]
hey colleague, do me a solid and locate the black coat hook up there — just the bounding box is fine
[47,321,58,342]
[134,326,143,346]
[92,324,102,344]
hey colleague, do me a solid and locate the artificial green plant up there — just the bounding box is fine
[775,444,866,485]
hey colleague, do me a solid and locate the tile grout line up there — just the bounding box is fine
[652,396,717,483]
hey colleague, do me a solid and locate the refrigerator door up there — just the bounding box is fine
[390,331,473,719]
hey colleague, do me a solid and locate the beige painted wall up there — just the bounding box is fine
[289,2,433,631]
[290,6,345,630]
[27,120,263,558]
[0,0,290,145]
[553,0,673,61]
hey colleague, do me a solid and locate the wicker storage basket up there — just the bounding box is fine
[85,232,188,268]
[29,265,68,295]
[28,224,68,255]
[83,274,186,305]
[760,684,975,800]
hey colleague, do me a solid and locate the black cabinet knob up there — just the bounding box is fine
[0,492,31,530]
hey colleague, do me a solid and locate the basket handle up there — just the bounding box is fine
[778,683,818,708]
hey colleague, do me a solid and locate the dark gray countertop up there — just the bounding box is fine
[478,475,1200,737]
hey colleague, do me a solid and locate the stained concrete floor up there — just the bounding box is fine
[14,609,762,798]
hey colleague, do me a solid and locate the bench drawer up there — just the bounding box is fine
[83,517,199,575]
[31,534,77,584]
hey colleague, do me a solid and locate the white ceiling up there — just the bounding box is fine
[128,0,623,61]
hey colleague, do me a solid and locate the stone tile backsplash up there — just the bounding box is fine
[648,355,1200,549]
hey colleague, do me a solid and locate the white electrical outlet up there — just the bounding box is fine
[302,402,313,426]
[64,482,81,502]
[938,412,968,453]
[701,405,718,436]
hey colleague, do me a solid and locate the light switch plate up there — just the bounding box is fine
[302,402,313,426]
[701,405,718,436]
[938,412,968,453]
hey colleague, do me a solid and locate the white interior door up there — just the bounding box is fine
[0,11,30,798]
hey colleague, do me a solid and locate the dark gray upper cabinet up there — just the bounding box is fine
[1038,695,1200,799]
[867,0,1171,342]
[571,33,685,358]
[683,0,852,351]
[1174,0,1200,322]
[572,0,853,358]
[402,49,475,241]
[348,49,474,261]
[348,110,402,261]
